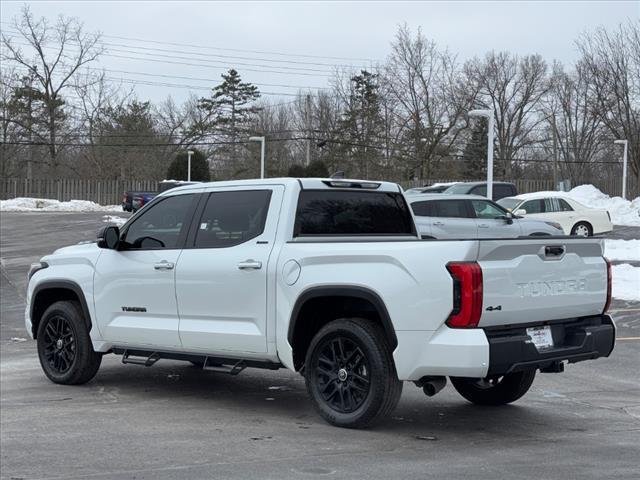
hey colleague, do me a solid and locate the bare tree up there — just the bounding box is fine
[465,51,549,177]
[577,21,640,182]
[1,5,103,176]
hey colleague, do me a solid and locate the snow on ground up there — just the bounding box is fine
[102,215,127,226]
[604,239,640,262]
[611,264,640,301]
[0,197,121,212]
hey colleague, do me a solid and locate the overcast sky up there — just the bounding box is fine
[1,1,638,104]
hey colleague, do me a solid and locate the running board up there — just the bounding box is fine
[112,347,282,373]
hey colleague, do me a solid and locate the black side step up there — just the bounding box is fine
[112,347,282,373]
[121,349,161,367]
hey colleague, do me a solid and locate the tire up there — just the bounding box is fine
[36,301,102,385]
[571,222,592,237]
[450,370,536,406]
[304,318,402,428]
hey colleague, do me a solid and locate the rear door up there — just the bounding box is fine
[477,238,607,327]
[410,200,433,237]
[471,199,523,238]
[430,199,477,239]
[175,186,283,354]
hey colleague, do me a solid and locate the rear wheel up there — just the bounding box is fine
[450,370,536,406]
[37,301,101,385]
[304,318,402,428]
[571,222,592,237]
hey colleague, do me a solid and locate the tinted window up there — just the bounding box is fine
[194,190,272,248]
[470,185,487,197]
[471,200,507,219]
[122,194,194,249]
[521,199,545,214]
[411,201,433,217]
[493,185,514,200]
[557,198,574,212]
[295,190,414,236]
[432,200,471,218]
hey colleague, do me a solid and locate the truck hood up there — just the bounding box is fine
[42,241,102,266]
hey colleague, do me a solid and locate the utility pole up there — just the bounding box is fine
[305,94,311,166]
[468,109,495,200]
[187,150,194,181]
[552,114,558,190]
[614,139,629,199]
[249,136,266,178]
[25,71,35,180]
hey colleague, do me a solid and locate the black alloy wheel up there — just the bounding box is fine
[313,335,371,413]
[42,315,76,374]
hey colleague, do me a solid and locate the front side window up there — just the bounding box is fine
[295,190,414,236]
[521,199,545,214]
[470,185,487,197]
[121,194,194,249]
[194,190,272,248]
[471,200,507,219]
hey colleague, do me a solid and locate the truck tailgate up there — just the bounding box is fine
[477,239,607,327]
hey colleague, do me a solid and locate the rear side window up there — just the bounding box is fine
[470,185,487,196]
[194,190,272,248]
[493,184,514,199]
[432,200,471,218]
[411,201,433,217]
[294,190,414,236]
[557,198,574,211]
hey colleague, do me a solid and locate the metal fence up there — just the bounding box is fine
[0,176,637,205]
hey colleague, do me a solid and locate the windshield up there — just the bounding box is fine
[497,197,521,211]
[443,183,473,194]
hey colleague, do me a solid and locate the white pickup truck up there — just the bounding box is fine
[26,178,615,428]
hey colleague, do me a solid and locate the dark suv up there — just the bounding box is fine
[442,182,517,201]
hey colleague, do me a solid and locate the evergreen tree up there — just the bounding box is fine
[462,118,488,179]
[197,69,261,175]
[337,70,385,178]
[167,148,210,181]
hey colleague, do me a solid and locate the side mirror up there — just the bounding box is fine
[514,209,527,216]
[501,212,514,225]
[97,226,120,249]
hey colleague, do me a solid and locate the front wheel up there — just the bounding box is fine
[304,318,402,428]
[37,301,102,385]
[450,370,536,406]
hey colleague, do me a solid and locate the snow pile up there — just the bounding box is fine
[102,215,127,226]
[567,185,640,227]
[1,197,121,212]
[611,264,640,301]
[604,239,640,262]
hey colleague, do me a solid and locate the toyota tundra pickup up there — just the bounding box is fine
[25,178,615,428]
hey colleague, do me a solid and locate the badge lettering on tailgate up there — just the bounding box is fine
[516,279,586,298]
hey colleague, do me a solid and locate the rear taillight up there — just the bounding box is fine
[603,258,612,313]
[446,262,483,328]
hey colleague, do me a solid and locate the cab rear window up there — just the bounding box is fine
[294,190,415,236]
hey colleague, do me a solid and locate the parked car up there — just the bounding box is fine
[26,178,614,428]
[122,191,156,212]
[404,183,456,195]
[408,194,564,238]
[497,194,613,237]
[131,192,158,212]
[443,181,517,201]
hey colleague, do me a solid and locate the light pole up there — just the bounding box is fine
[186,150,194,182]
[468,109,495,200]
[614,139,628,199]
[249,136,266,179]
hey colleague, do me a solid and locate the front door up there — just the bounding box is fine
[94,192,198,349]
[429,199,478,239]
[176,186,283,354]
[470,199,523,238]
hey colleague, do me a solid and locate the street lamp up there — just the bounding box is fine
[468,109,495,200]
[614,139,628,199]
[249,136,266,179]
[186,150,194,182]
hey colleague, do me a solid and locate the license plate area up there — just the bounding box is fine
[526,325,554,351]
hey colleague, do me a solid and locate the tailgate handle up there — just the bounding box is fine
[545,246,565,257]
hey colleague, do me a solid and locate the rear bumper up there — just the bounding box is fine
[485,314,615,376]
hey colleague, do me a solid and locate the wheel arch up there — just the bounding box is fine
[287,286,398,371]
[31,280,92,339]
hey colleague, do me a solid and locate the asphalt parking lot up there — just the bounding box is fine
[1,212,639,480]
